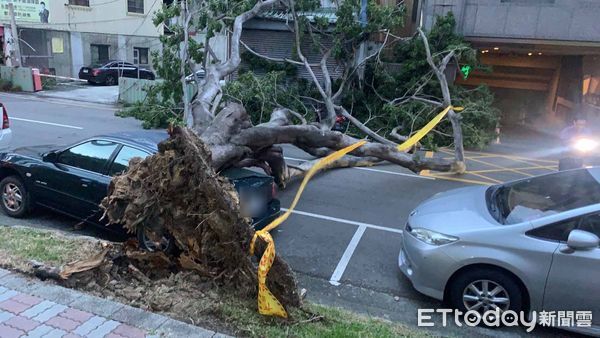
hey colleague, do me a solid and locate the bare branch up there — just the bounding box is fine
[239,39,312,66]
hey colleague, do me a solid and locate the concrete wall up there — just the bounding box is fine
[422,0,600,43]
[0,66,34,92]
[73,33,161,70]
[18,29,72,77]
[0,0,163,38]
[46,31,72,77]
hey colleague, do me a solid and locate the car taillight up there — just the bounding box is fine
[92,69,100,76]
[271,182,277,198]
[2,105,8,129]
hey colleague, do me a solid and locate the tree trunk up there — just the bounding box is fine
[101,127,300,309]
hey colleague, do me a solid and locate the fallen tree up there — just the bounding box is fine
[63,0,473,319]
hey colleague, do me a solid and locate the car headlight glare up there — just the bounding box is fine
[573,138,598,153]
[409,227,458,246]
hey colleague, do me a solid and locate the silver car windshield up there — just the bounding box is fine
[491,169,600,224]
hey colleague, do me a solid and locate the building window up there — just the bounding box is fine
[91,44,110,65]
[133,47,149,65]
[69,0,90,6]
[128,0,144,13]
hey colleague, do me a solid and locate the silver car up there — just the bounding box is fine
[399,167,600,335]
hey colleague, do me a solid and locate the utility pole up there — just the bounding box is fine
[8,3,22,67]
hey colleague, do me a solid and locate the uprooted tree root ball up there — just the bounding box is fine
[36,127,300,316]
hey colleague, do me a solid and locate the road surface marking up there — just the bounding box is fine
[441,147,558,164]
[11,117,83,129]
[419,151,434,176]
[283,157,434,180]
[467,166,556,174]
[329,225,366,286]
[420,172,492,186]
[281,208,403,234]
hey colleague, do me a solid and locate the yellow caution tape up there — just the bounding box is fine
[249,104,461,318]
[396,105,464,152]
[249,139,367,318]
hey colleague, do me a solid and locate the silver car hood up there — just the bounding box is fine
[408,186,499,235]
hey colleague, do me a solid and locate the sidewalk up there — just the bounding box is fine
[0,269,227,338]
[35,83,119,105]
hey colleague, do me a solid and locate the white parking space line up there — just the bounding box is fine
[282,208,403,234]
[282,209,404,287]
[284,156,434,180]
[11,117,83,130]
[329,225,366,286]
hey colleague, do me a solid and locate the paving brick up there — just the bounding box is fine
[21,300,55,319]
[21,324,53,338]
[112,323,146,338]
[0,310,14,323]
[32,304,68,322]
[0,323,24,338]
[46,315,80,331]
[86,319,120,338]
[62,334,82,338]
[0,269,10,278]
[59,308,93,323]
[0,299,31,314]
[40,327,66,338]
[105,334,126,338]
[3,315,41,331]
[110,305,167,330]
[0,290,18,303]
[72,315,106,336]
[69,294,124,318]
[0,286,7,294]
[11,294,43,306]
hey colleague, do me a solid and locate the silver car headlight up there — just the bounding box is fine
[408,227,458,246]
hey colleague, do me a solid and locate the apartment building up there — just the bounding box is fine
[415,0,600,125]
[0,0,163,77]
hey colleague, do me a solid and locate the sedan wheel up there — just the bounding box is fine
[105,75,117,86]
[0,176,30,218]
[462,279,510,314]
[3,183,23,212]
[449,268,523,323]
[137,226,175,253]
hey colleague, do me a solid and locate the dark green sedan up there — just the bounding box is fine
[0,131,280,250]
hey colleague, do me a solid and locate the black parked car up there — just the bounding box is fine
[0,131,280,250]
[78,61,155,86]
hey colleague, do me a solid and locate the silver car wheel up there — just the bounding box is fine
[141,227,171,252]
[462,279,510,313]
[2,183,23,212]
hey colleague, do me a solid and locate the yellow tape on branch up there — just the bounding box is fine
[249,140,367,318]
[396,105,464,152]
[248,104,461,318]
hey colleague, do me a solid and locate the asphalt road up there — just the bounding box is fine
[0,92,577,337]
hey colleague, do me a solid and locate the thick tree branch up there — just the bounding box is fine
[417,28,465,172]
[192,0,281,131]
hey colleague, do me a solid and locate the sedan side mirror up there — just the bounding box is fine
[42,151,58,163]
[566,230,599,251]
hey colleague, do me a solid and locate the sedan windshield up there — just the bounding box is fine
[490,169,600,224]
